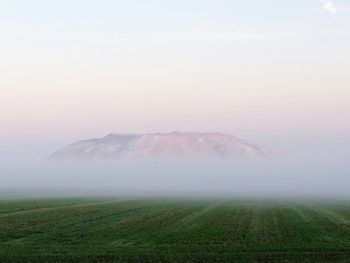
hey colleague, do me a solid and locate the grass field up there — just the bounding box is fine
[1,198,350,262]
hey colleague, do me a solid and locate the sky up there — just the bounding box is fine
[1,0,350,160]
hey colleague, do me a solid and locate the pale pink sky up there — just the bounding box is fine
[2,68,349,139]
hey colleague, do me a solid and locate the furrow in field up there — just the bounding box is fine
[0,199,125,218]
[287,203,350,247]
[2,200,190,247]
[310,206,350,225]
[0,199,98,215]
[0,200,142,244]
[173,201,226,230]
[105,201,217,246]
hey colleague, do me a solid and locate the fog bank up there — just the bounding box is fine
[1,154,349,199]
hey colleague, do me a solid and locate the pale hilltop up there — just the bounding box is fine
[49,132,273,160]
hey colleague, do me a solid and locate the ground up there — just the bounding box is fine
[1,198,350,262]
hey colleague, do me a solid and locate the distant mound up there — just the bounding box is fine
[49,132,273,160]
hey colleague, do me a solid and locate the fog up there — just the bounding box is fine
[1,151,349,199]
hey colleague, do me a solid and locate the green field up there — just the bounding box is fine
[1,198,350,262]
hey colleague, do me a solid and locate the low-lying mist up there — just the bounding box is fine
[1,155,349,199]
